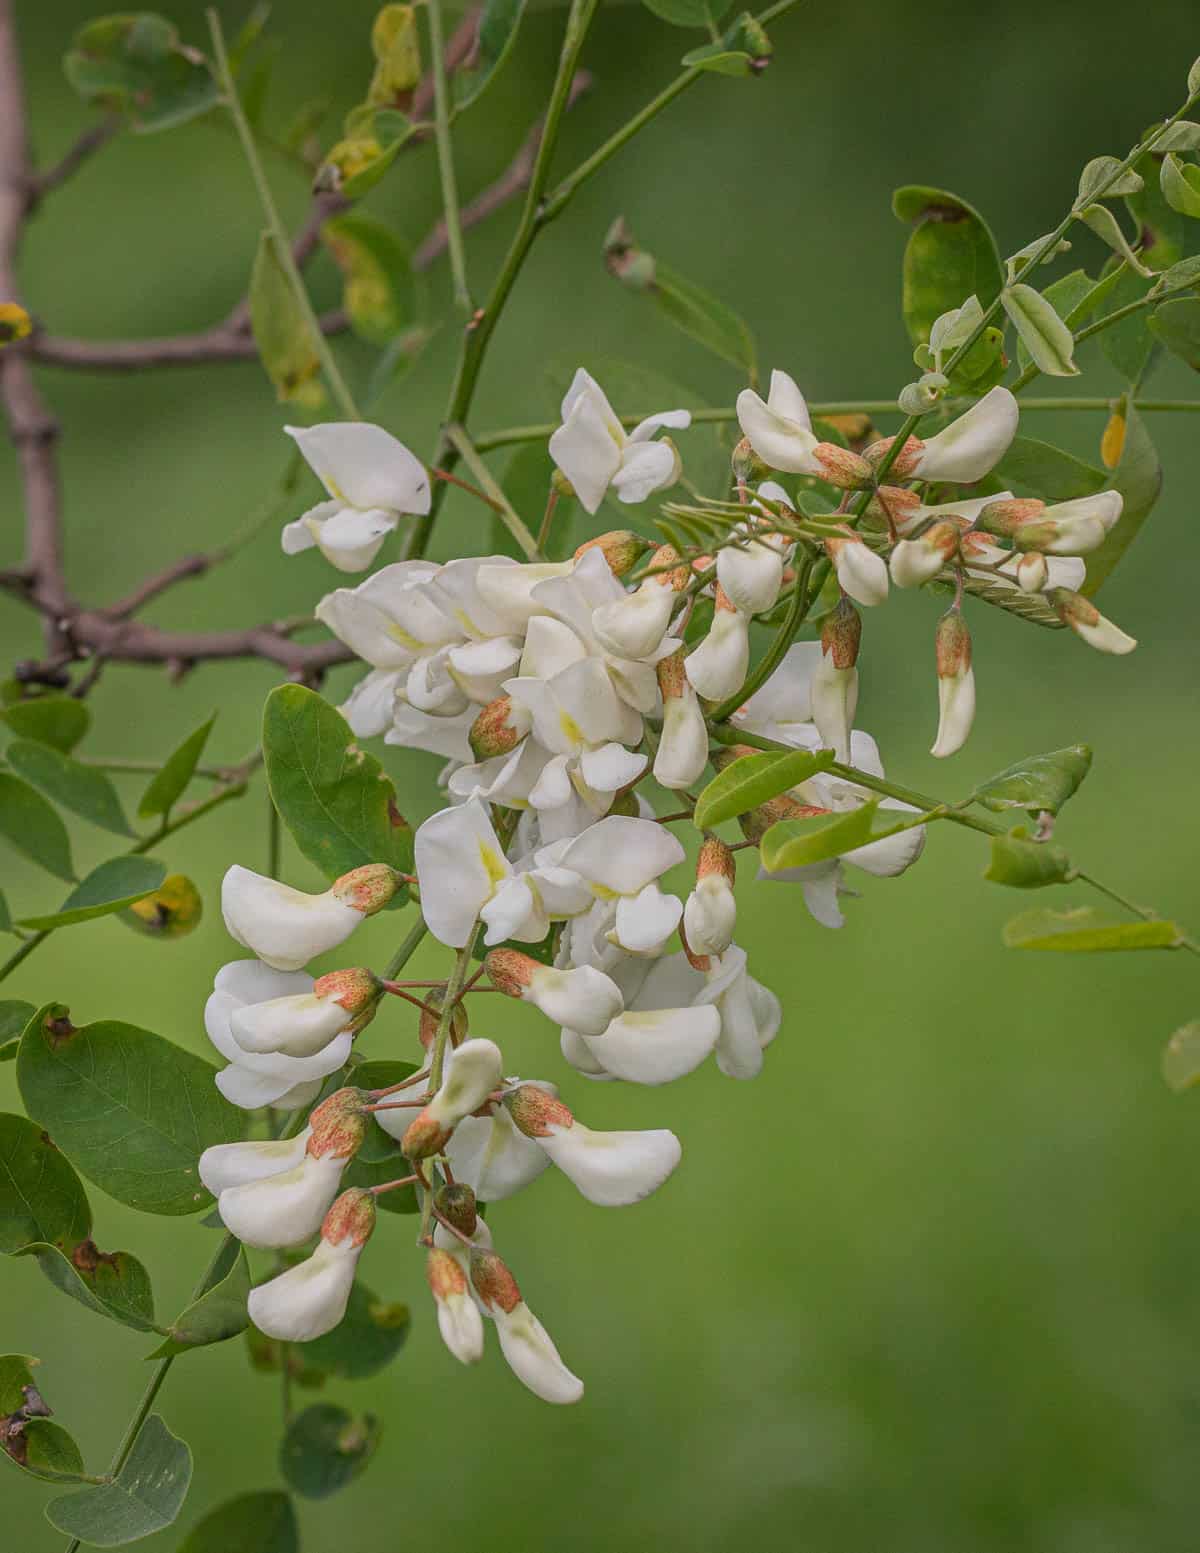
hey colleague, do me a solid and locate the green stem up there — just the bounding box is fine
[206,9,361,420]
[384,917,429,980]
[267,798,281,880]
[429,928,481,1095]
[428,0,471,311]
[444,424,541,558]
[709,548,815,722]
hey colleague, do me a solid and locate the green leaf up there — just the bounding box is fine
[24,1238,157,1334]
[18,856,167,931]
[760,800,886,872]
[348,1060,416,1163]
[176,1491,298,1553]
[0,1112,91,1254]
[1125,151,1185,270]
[993,437,1107,502]
[983,828,1073,888]
[321,216,416,346]
[0,698,89,753]
[680,42,753,75]
[46,1414,192,1545]
[1076,155,1143,202]
[147,1239,249,1357]
[0,774,76,881]
[5,740,135,837]
[0,1354,88,1483]
[1003,906,1181,952]
[263,685,414,884]
[18,1005,242,1215]
[137,713,216,820]
[280,1404,381,1500]
[643,0,729,26]
[63,13,218,133]
[1162,1021,1200,1092]
[250,231,324,408]
[0,1001,34,1063]
[973,745,1093,817]
[1159,254,1200,291]
[1082,400,1162,596]
[892,185,1003,347]
[1148,296,1200,369]
[1076,203,1153,278]
[0,889,11,936]
[693,749,834,830]
[1160,152,1200,217]
[1000,284,1079,376]
[451,0,526,110]
[296,1280,410,1380]
[1097,266,1158,382]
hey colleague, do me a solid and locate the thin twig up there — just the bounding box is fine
[26,116,120,206]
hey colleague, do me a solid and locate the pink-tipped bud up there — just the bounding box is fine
[468,694,529,761]
[931,610,975,759]
[330,863,402,916]
[820,596,862,670]
[307,1087,370,1160]
[1014,552,1048,593]
[864,433,925,479]
[739,793,827,845]
[974,497,1045,537]
[697,833,736,887]
[484,947,537,998]
[505,1084,575,1138]
[418,991,469,1052]
[656,645,688,700]
[434,1181,478,1238]
[312,967,381,1034]
[400,1107,453,1160]
[811,443,873,491]
[573,530,648,578]
[863,485,922,533]
[731,436,766,484]
[684,835,737,958]
[646,543,690,592]
[319,1186,376,1248]
[470,1248,522,1315]
[1047,588,1137,655]
[426,1244,469,1301]
[889,520,961,589]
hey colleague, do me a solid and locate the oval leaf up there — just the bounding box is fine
[18,1006,242,1215]
[0,773,75,880]
[280,1404,381,1500]
[993,437,1107,502]
[452,0,526,110]
[760,799,882,872]
[137,713,216,819]
[0,1112,90,1254]
[177,1491,298,1553]
[63,13,217,133]
[1003,906,1181,951]
[46,1414,192,1546]
[973,745,1092,817]
[0,698,90,753]
[694,749,834,831]
[892,185,1003,347]
[18,856,167,931]
[1147,296,1200,369]
[1162,1021,1200,1092]
[5,740,135,837]
[1001,284,1079,376]
[0,1001,34,1063]
[0,1354,88,1483]
[263,685,414,883]
[984,828,1073,888]
[147,1238,248,1357]
[250,232,323,408]
[1160,152,1200,218]
[24,1239,157,1333]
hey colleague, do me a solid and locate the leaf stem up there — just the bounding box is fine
[709,547,815,722]
[428,0,471,311]
[444,424,541,557]
[206,9,361,420]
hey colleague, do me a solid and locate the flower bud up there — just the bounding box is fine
[1014,551,1048,593]
[1047,588,1137,655]
[731,436,766,484]
[684,586,750,701]
[122,873,203,938]
[470,1250,583,1405]
[434,1181,478,1238]
[504,1085,682,1207]
[653,648,709,790]
[683,836,737,957]
[889,520,961,588]
[319,1185,377,1249]
[468,694,528,762]
[810,443,873,490]
[401,1038,504,1158]
[862,485,922,534]
[329,863,403,916]
[825,531,888,608]
[716,524,787,615]
[974,497,1046,537]
[485,949,623,1037]
[418,990,469,1052]
[931,611,975,759]
[312,967,381,1031]
[246,1188,375,1342]
[426,1246,484,1364]
[812,598,861,761]
[307,1086,371,1160]
[573,530,648,578]
[864,433,925,479]
[739,792,826,845]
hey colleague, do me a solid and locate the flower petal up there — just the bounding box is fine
[285,422,431,514]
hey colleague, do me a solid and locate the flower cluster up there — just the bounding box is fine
[196,358,1133,1405]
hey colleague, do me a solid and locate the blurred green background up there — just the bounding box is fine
[4,1,1200,1548]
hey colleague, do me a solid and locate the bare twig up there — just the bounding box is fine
[29,309,348,370]
[26,116,120,207]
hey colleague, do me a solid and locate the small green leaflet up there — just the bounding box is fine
[147,1238,249,1357]
[4,740,134,837]
[0,1354,88,1484]
[17,856,167,931]
[46,1414,192,1546]
[1001,284,1079,376]
[693,749,834,830]
[1002,906,1181,951]
[137,712,216,819]
[63,13,218,133]
[280,1404,382,1500]
[0,774,76,881]
[983,828,1073,888]
[0,698,90,753]
[176,1491,299,1553]
[973,745,1092,817]
[759,800,910,872]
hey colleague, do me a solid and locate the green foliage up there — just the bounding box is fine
[0,1001,33,1062]
[0,774,76,880]
[1000,284,1078,376]
[1148,296,1200,368]
[297,1279,410,1379]
[147,1239,249,1357]
[693,749,833,830]
[176,1491,298,1553]
[1160,152,1200,217]
[452,0,526,111]
[1075,204,1153,278]
[262,685,414,885]
[18,857,167,931]
[137,713,216,820]
[1097,267,1158,382]
[641,0,729,26]
[18,1005,242,1215]
[5,739,135,837]
[1003,906,1182,951]
[46,1414,192,1545]
[29,1235,157,1334]
[892,185,1003,346]
[0,1355,88,1483]
[1083,400,1162,596]
[973,746,1093,817]
[321,215,416,346]
[993,437,1107,502]
[280,1404,382,1499]
[0,698,90,753]
[250,233,324,408]
[1076,155,1143,203]
[63,13,218,132]
[760,800,890,872]
[984,828,1073,888]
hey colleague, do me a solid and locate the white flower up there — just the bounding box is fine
[735,369,822,475]
[221,866,377,972]
[427,1246,485,1364]
[549,368,689,514]
[716,521,790,615]
[825,532,888,608]
[684,588,750,702]
[931,612,974,759]
[198,1127,312,1191]
[247,1188,376,1341]
[653,650,709,791]
[471,1250,583,1404]
[382,1038,505,1157]
[1049,587,1137,655]
[683,840,737,957]
[889,522,961,588]
[730,641,822,742]
[556,816,685,955]
[281,422,431,572]
[878,386,1018,484]
[210,1147,348,1249]
[445,1103,553,1201]
[590,543,688,661]
[486,949,624,1036]
[960,532,1086,595]
[204,961,353,1111]
[505,1084,681,1206]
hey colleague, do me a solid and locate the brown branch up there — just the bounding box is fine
[26,115,121,208]
[30,308,348,370]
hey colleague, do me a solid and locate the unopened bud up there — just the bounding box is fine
[697,833,736,886]
[684,836,737,958]
[931,610,975,759]
[469,1248,522,1315]
[330,863,402,916]
[404,1038,504,1158]
[312,967,381,1030]
[646,543,690,592]
[483,947,537,998]
[307,1087,370,1160]
[731,436,766,484]
[1014,552,1049,593]
[1047,588,1137,655]
[434,1182,478,1238]
[573,530,648,578]
[974,497,1045,537]
[551,467,576,499]
[320,1186,377,1248]
[863,484,922,534]
[739,793,826,845]
[863,433,925,479]
[811,443,873,491]
[889,520,961,588]
[825,530,889,608]
[400,1108,452,1160]
[418,991,469,1052]
[469,694,529,761]
[123,873,203,938]
[820,596,862,669]
[426,1244,468,1301]
[656,646,688,700]
[505,1084,574,1138]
